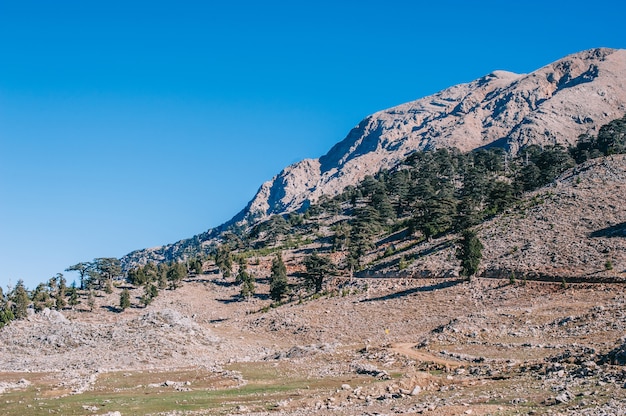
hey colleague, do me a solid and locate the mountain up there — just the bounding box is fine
[121,47,626,267]
[242,48,626,220]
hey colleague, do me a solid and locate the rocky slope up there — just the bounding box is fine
[362,154,626,281]
[3,270,626,415]
[242,47,626,219]
[479,154,626,280]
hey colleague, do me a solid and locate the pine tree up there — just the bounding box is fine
[596,114,626,155]
[47,275,58,299]
[87,291,96,312]
[412,195,456,240]
[166,262,187,289]
[215,245,233,278]
[486,181,515,214]
[189,258,203,275]
[31,283,52,312]
[269,253,288,301]
[0,286,14,328]
[157,264,169,289]
[240,274,255,300]
[235,258,255,300]
[127,267,148,286]
[347,206,381,270]
[11,279,30,319]
[0,307,14,328]
[143,262,158,283]
[55,290,66,311]
[235,257,249,285]
[66,262,92,290]
[302,252,335,293]
[457,229,483,278]
[68,285,80,309]
[140,283,158,307]
[55,274,67,310]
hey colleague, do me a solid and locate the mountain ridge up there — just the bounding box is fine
[242,47,626,220]
[121,47,626,268]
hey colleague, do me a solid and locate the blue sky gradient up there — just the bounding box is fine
[1,0,625,289]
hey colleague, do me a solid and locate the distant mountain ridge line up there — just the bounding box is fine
[120,47,626,269]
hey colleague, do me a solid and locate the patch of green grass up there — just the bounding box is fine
[0,363,373,416]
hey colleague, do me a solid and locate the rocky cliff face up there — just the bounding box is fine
[242,48,626,220]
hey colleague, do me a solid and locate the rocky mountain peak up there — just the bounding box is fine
[241,48,626,220]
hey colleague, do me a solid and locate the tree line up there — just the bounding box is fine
[0,274,80,328]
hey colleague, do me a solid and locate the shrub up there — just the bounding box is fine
[120,288,131,311]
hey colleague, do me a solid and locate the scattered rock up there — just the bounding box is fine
[0,379,30,394]
[351,363,390,379]
[556,390,575,404]
[599,337,626,365]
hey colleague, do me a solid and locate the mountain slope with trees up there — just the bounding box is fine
[121,48,626,269]
[240,47,626,219]
[115,113,626,308]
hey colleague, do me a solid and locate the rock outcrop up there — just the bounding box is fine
[242,48,626,219]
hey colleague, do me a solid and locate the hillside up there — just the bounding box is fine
[480,155,626,280]
[2,248,626,414]
[361,154,626,281]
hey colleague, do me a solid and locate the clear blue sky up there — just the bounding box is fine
[1,0,625,289]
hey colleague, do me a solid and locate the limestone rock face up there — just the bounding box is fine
[243,48,626,219]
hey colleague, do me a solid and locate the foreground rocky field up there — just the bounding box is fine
[1,273,626,415]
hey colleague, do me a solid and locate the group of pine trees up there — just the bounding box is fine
[167,113,626,301]
[0,274,81,328]
[235,257,255,299]
[206,113,626,284]
[65,257,123,293]
[125,257,204,307]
